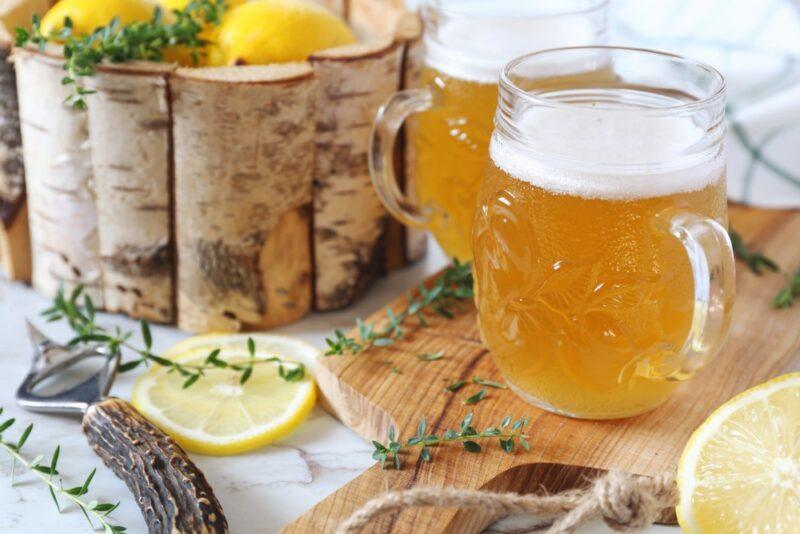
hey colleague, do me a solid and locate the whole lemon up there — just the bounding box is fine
[40,0,156,37]
[210,0,356,66]
[156,0,192,10]
[157,0,247,67]
[155,0,245,12]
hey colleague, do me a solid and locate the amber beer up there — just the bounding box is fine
[409,67,497,260]
[370,1,609,261]
[473,48,736,419]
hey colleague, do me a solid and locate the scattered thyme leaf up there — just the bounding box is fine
[445,380,467,392]
[417,351,444,362]
[471,376,506,389]
[463,389,488,405]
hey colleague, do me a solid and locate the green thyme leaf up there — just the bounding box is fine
[140,320,152,350]
[463,441,481,453]
[417,351,444,361]
[445,380,467,392]
[464,389,488,405]
[472,376,506,389]
[773,267,800,308]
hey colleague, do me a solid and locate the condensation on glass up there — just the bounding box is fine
[473,46,735,419]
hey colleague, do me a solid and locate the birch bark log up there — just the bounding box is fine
[171,64,316,332]
[310,38,405,310]
[14,47,103,303]
[86,62,176,322]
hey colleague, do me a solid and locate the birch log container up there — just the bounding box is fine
[9,0,424,332]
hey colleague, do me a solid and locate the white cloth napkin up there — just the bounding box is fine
[613,0,800,208]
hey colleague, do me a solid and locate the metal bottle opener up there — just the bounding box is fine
[16,321,228,534]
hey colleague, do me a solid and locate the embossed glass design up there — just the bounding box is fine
[473,47,736,419]
[370,0,609,261]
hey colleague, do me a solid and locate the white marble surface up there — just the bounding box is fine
[0,240,674,533]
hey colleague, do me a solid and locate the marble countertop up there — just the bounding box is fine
[0,240,674,533]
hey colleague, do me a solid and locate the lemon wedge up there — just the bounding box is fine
[676,372,800,533]
[132,333,318,456]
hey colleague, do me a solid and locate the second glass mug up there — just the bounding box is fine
[370,0,609,261]
[473,46,736,419]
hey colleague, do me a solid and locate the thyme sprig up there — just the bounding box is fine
[0,409,125,533]
[729,229,779,275]
[372,413,531,469]
[15,0,228,109]
[325,260,473,356]
[729,229,799,308]
[41,285,305,388]
[773,267,800,309]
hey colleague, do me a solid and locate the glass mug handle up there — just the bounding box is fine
[652,210,736,380]
[369,88,433,227]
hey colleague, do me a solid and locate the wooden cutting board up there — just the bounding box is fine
[285,205,800,533]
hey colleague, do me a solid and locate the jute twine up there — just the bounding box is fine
[336,471,678,534]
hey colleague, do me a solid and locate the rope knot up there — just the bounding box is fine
[336,471,679,534]
[594,471,661,531]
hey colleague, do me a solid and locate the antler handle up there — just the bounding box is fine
[82,398,228,534]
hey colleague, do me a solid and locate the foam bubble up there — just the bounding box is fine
[425,16,602,84]
[490,107,724,199]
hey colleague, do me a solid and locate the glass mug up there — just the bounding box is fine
[370,0,609,261]
[473,47,736,419]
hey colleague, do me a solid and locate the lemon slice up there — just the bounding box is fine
[132,334,319,456]
[676,372,800,533]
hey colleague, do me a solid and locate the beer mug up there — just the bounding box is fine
[473,47,736,419]
[370,0,609,261]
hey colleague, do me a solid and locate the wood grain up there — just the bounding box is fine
[286,205,800,533]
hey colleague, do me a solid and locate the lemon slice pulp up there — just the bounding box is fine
[132,334,318,456]
[676,372,800,533]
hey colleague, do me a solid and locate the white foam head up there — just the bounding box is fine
[425,8,604,84]
[490,106,724,199]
